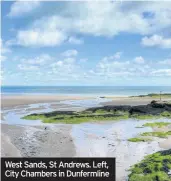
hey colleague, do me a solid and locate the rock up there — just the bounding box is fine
[87,101,171,116]
[151,101,166,108]
[151,100,157,104]
[86,105,131,113]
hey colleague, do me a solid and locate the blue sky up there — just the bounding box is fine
[1,1,171,86]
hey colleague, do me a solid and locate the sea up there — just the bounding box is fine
[1,86,171,96]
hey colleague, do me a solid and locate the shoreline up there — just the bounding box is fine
[2,93,171,109]
[1,94,94,109]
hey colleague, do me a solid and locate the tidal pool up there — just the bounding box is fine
[71,119,171,181]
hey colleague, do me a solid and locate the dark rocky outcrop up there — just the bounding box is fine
[31,111,76,118]
[87,101,171,116]
[24,101,171,122]
[87,105,131,113]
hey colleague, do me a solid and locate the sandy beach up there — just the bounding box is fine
[1,94,171,181]
[102,96,171,106]
[2,94,171,108]
[1,94,93,109]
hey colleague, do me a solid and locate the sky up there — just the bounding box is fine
[1,1,171,86]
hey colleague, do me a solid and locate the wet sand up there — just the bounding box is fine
[3,94,170,109]
[1,123,75,157]
[1,132,21,157]
[153,124,171,149]
[159,136,171,149]
[1,94,93,109]
[1,95,80,157]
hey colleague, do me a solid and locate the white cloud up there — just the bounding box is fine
[50,61,80,77]
[48,53,85,81]
[9,29,83,47]
[8,1,41,17]
[4,49,171,85]
[68,37,84,45]
[102,52,123,61]
[0,55,7,62]
[0,70,4,83]
[134,56,145,64]
[9,30,67,47]
[92,54,171,79]
[151,69,171,76]
[0,39,11,62]
[141,35,171,49]
[159,59,171,65]
[18,64,39,71]
[63,58,76,64]
[8,2,171,47]
[98,60,131,72]
[61,49,78,57]
[1,45,11,54]
[79,58,87,63]
[113,52,123,59]
[21,54,53,65]
[18,54,53,71]
[0,39,11,54]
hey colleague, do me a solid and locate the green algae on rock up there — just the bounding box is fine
[22,101,171,124]
[141,131,171,138]
[143,122,171,128]
[128,149,171,181]
[128,137,152,142]
[22,110,129,124]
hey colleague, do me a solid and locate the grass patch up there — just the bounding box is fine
[94,109,110,114]
[161,111,171,118]
[143,122,171,128]
[130,93,171,98]
[141,131,171,138]
[128,149,171,181]
[128,137,152,142]
[131,112,171,120]
[22,111,129,124]
[131,114,159,120]
[22,105,171,124]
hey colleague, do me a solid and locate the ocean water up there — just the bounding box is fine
[1,86,171,96]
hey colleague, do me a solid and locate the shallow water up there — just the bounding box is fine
[71,119,171,181]
[2,98,111,125]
